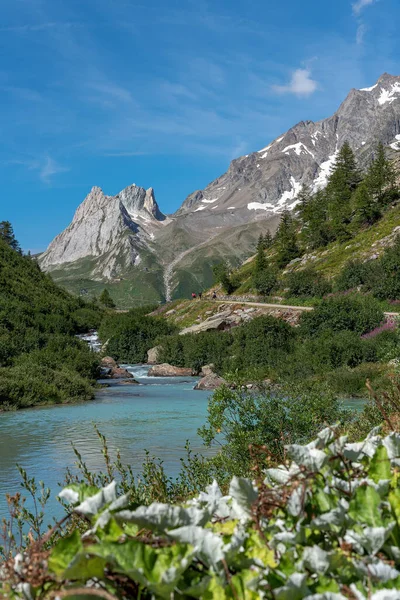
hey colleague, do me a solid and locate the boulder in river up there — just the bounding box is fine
[101,356,118,369]
[200,364,215,376]
[147,345,162,364]
[148,363,194,377]
[194,373,227,390]
[100,356,138,381]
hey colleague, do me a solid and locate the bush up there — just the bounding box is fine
[253,267,277,295]
[300,294,384,337]
[335,259,370,291]
[285,267,331,298]
[371,236,400,300]
[325,363,385,397]
[100,311,179,363]
[159,331,234,373]
[228,315,295,373]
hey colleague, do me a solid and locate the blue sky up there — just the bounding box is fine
[1,0,399,251]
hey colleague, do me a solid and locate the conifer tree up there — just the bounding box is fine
[0,221,21,252]
[256,233,265,252]
[365,142,399,209]
[325,142,361,240]
[275,209,301,268]
[352,180,380,226]
[252,242,277,295]
[263,229,273,249]
[99,288,116,308]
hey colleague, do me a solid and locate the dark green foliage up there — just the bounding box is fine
[99,288,116,308]
[335,260,371,291]
[0,237,102,409]
[366,142,399,209]
[300,295,384,337]
[370,236,400,300]
[99,308,178,363]
[299,189,332,249]
[252,244,277,295]
[274,209,301,268]
[229,315,295,370]
[212,261,238,295]
[352,180,381,226]
[285,267,331,298]
[159,330,234,373]
[199,382,347,473]
[325,142,361,240]
[0,220,20,252]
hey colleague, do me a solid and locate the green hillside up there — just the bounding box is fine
[0,235,103,410]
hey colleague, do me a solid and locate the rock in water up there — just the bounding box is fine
[194,373,227,390]
[148,363,194,377]
[147,346,162,364]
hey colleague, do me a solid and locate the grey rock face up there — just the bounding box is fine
[176,73,400,224]
[40,184,168,280]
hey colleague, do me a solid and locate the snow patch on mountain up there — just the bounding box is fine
[378,82,400,105]
[313,150,339,191]
[282,142,315,159]
[360,83,378,92]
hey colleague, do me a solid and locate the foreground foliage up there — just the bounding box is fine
[3,423,400,598]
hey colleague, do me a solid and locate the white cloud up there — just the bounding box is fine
[356,23,367,44]
[352,0,377,15]
[11,156,69,184]
[272,69,318,97]
[39,156,69,184]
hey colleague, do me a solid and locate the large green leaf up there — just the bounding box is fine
[348,485,383,527]
[48,530,83,577]
[369,445,391,484]
[86,540,193,598]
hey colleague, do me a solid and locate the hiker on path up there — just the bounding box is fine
[191,292,197,299]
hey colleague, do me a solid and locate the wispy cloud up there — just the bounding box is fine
[11,156,69,184]
[352,0,380,44]
[352,0,377,15]
[272,68,318,97]
[356,23,367,44]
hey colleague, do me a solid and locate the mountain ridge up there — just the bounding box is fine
[39,72,400,305]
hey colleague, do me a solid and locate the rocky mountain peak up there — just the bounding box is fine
[116,184,166,222]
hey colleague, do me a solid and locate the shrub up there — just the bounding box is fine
[253,267,277,295]
[335,259,371,291]
[229,315,295,371]
[101,312,179,363]
[285,267,331,298]
[300,294,384,337]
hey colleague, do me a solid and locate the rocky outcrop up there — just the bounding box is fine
[200,364,215,376]
[100,356,138,381]
[147,346,162,364]
[39,184,168,281]
[194,373,227,390]
[148,363,194,377]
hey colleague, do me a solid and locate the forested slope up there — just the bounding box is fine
[0,237,102,409]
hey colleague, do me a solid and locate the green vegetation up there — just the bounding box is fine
[98,306,178,363]
[99,288,116,308]
[0,236,103,410]
[158,294,396,396]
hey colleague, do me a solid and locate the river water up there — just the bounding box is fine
[0,363,367,522]
[0,365,212,521]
